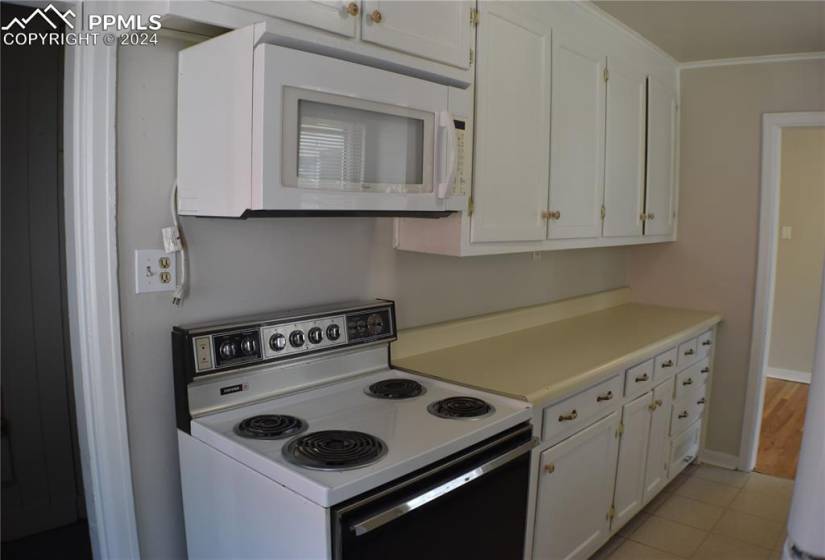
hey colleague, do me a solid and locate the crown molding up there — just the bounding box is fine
[680,51,825,70]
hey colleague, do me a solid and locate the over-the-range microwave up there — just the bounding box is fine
[176,25,471,217]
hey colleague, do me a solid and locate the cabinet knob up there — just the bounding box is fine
[558,410,578,422]
[542,209,561,220]
[544,463,555,474]
[648,402,658,411]
[647,212,655,220]
[656,399,663,407]
[369,9,383,23]
[345,2,359,16]
[596,391,613,402]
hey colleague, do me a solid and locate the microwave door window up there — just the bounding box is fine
[296,100,429,194]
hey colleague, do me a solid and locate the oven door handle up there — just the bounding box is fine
[350,436,539,537]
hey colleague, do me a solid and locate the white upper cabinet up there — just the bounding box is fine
[645,77,678,237]
[360,1,472,68]
[603,58,647,238]
[470,2,551,243]
[547,33,606,240]
[227,1,359,37]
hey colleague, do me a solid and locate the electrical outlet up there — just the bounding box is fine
[135,249,177,294]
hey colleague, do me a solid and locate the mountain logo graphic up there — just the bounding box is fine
[2,4,76,31]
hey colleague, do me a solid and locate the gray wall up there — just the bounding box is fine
[117,36,628,558]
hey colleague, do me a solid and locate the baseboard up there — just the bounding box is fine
[700,449,741,470]
[765,367,811,384]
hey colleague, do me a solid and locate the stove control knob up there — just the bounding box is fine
[219,341,238,360]
[269,333,286,352]
[289,330,305,348]
[240,336,257,355]
[326,324,341,341]
[308,327,323,345]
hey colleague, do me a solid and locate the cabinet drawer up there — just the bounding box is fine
[624,359,654,399]
[675,359,710,400]
[669,419,701,479]
[653,347,678,381]
[542,375,623,443]
[678,338,699,368]
[697,330,714,359]
[670,389,706,436]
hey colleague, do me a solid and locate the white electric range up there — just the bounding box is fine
[173,300,535,560]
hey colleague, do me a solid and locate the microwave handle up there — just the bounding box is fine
[436,111,457,199]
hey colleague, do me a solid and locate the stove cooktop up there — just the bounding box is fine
[190,369,531,507]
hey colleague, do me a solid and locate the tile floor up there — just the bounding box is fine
[593,464,793,560]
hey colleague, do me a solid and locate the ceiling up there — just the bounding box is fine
[593,1,825,62]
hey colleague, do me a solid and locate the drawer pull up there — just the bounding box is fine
[558,410,578,422]
[678,411,689,419]
[596,391,614,402]
[701,367,710,374]
[697,398,706,405]
[682,378,694,386]
[701,340,712,346]
[635,373,649,383]
[684,348,695,356]
[661,360,674,368]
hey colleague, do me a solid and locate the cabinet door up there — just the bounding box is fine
[602,59,646,238]
[533,412,620,560]
[470,3,551,243]
[547,34,605,240]
[226,1,358,37]
[613,393,652,530]
[643,379,674,502]
[645,77,678,236]
[361,1,471,68]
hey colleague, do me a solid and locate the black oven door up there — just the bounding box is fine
[331,422,537,560]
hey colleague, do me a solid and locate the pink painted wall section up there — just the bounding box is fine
[629,59,825,457]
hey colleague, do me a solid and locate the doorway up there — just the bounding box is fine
[1,3,92,558]
[741,113,825,477]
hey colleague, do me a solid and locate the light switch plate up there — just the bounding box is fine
[135,249,176,294]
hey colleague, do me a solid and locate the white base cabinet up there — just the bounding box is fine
[612,393,653,531]
[533,411,620,560]
[531,328,716,560]
[643,379,675,502]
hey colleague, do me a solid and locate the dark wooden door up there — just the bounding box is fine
[1,3,84,541]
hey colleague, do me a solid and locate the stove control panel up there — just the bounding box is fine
[180,301,396,376]
[260,315,348,360]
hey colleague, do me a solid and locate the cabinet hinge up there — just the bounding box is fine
[470,8,479,25]
[469,48,474,66]
[607,505,616,520]
[601,205,606,221]
[468,197,475,216]
[603,67,609,82]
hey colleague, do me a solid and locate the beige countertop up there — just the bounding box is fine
[393,303,721,406]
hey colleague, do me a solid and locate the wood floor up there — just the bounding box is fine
[755,377,809,479]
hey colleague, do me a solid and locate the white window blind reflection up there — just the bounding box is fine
[296,100,425,192]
